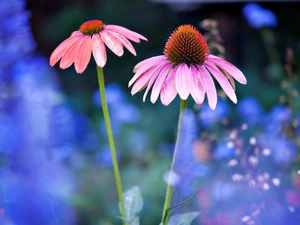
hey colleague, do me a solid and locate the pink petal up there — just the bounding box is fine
[131,66,158,95]
[105,24,148,43]
[74,36,92,74]
[142,63,168,102]
[160,67,178,106]
[175,64,191,100]
[59,38,81,69]
[71,31,82,37]
[91,34,107,68]
[50,35,83,66]
[129,55,166,87]
[207,55,247,84]
[205,62,237,103]
[108,31,137,56]
[100,30,124,57]
[190,65,205,105]
[198,65,217,110]
[133,55,166,72]
[150,63,173,103]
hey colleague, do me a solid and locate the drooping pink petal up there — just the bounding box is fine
[50,35,83,67]
[91,34,107,68]
[150,63,173,103]
[105,25,148,43]
[108,31,137,56]
[74,36,92,74]
[160,67,178,106]
[205,62,237,103]
[131,66,158,95]
[133,55,166,72]
[100,30,124,57]
[59,37,81,69]
[175,64,191,100]
[71,31,83,37]
[207,55,247,84]
[190,65,205,104]
[143,63,169,102]
[129,56,166,87]
[198,65,217,110]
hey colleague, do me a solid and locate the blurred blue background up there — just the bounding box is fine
[1,0,300,225]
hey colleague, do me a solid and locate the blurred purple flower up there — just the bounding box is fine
[271,137,296,164]
[212,141,235,160]
[242,3,278,29]
[0,0,90,224]
[281,208,300,225]
[199,98,229,128]
[50,144,77,161]
[0,0,35,69]
[10,56,89,152]
[113,103,141,124]
[236,96,264,125]
[211,181,236,202]
[296,112,300,135]
[0,114,21,155]
[174,109,209,200]
[97,146,121,167]
[100,102,141,136]
[259,134,296,164]
[269,104,292,124]
[49,104,89,148]
[0,164,76,225]
[264,104,292,133]
[126,130,149,153]
[93,83,126,107]
[81,132,100,151]
[175,109,199,175]
[273,140,296,164]
[49,104,77,146]
[95,83,141,137]
[100,118,121,137]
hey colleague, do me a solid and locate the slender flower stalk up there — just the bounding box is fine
[96,66,127,224]
[162,99,188,224]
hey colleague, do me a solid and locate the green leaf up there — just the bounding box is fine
[164,212,200,225]
[162,189,199,225]
[119,186,143,219]
[120,216,140,225]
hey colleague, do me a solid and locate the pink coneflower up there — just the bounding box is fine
[50,20,147,74]
[129,24,247,110]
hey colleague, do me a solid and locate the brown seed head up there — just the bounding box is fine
[164,24,209,66]
[79,20,104,36]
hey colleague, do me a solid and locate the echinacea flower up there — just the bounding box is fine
[129,24,247,110]
[50,20,147,74]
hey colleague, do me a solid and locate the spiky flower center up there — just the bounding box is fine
[79,20,104,36]
[164,25,209,66]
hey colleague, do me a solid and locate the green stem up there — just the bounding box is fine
[96,66,127,225]
[259,28,284,81]
[260,28,281,65]
[161,99,188,225]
